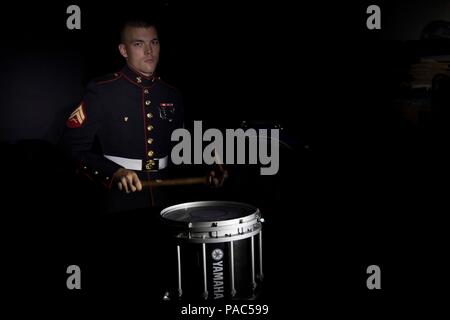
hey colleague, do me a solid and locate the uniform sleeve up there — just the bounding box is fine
[61,81,121,188]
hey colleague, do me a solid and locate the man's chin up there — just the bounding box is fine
[136,70,153,77]
[141,68,155,76]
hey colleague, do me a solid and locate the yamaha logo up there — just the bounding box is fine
[211,249,225,299]
[211,248,224,261]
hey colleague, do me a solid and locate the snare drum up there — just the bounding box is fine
[160,201,264,300]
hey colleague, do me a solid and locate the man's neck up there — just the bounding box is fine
[127,63,154,79]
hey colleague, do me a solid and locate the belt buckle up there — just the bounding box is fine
[143,159,158,172]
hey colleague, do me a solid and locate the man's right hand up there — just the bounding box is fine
[113,168,143,193]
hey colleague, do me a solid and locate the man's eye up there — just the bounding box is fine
[152,40,160,45]
[134,43,143,47]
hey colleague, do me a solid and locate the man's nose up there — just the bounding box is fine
[145,44,152,55]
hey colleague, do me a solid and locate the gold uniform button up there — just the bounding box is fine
[147,138,153,144]
[136,77,142,83]
[144,89,149,94]
[145,100,151,106]
[94,171,99,175]
[147,125,154,131]
[147,150,154,157]
[147,113,153,119]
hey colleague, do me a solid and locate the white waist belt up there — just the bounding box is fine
[104,155,168,171]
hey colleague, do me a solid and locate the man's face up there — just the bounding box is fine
[119,26,160,77]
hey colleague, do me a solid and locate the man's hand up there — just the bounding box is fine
[113,168,143,193]
[207,167,229,188]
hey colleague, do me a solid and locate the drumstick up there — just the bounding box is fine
[214,149,226,173]
[141,176,207,187]
[141,149,225,188]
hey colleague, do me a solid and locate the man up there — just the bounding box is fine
[63,19,184,213]
[62,18,230,302]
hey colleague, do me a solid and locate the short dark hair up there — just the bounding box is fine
[119,19,158,43]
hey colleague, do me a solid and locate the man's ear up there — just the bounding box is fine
[118,44,128,58]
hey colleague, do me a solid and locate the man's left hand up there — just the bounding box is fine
[207,167,229,188]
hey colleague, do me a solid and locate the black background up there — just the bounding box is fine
[1,0,448,318]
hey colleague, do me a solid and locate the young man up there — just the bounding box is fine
[63,20,184,213]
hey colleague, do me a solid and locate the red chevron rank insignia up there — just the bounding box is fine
[66,102,86,128]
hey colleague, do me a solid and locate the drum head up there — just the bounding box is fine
[160,201,259,228]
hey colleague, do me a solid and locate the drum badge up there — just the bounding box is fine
[211,248,224,261]
[159,102,175,121]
